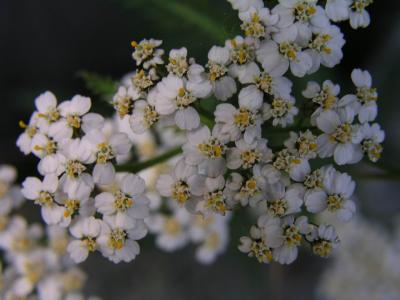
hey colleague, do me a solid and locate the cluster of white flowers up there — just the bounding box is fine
[317,217,400,300]
[106,0,383,265]
[0,165,97,300]
[17,92,150,264]
[16,0,384,268]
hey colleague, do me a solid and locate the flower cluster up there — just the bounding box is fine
[17,93,150,264]
[16,0,384,267]
[0,165,97,300]
[105,0,383,265]
[317,217,400,300]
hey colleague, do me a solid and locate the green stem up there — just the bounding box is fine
[117,147,182,173]
[362,159,400,180]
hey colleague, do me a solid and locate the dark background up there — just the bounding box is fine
[1,1,400,299]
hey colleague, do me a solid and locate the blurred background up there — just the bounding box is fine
[1,0,400,299]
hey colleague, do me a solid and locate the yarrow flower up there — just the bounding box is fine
[14,0,385,272]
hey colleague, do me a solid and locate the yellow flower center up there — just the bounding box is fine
[256,72,273,95]
[309,33,332,54]
[114,96,133,118]
[352,0,373,12]
[83,236,97,252]
[294,2,317,22]
[176,88,195,108]
[327,194,344,212]
[271,98,292,118]
[114,191,134,212]
[64,199,80,218]
[172,180,190,205]
[66,160,86,178]
[143,105,159,127]
[66,114,81,129]
[279,42,300,61]
[304,169,323,189]
[164,217,182,236]
[96,142,115,164]
[207,61,227,81]
[37,191,54,206]
[241,13,265,38]
[312,240,333,258]
[357,86,378,103]
[205,191,227,215]
[234,108,255,130]
[362,140,383,162]
[167,56,188,77]
[268,199,288,217]
[330,123,352,144]
[132,69,154,90]
[283,225,302,247]
[108,228,127,250]
[240,149,261,169]
[230,40,254,65]
[250,240,273,263]
[198,138,225,159]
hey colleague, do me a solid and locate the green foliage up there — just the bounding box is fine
[77,71,118,102]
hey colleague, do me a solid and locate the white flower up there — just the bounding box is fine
[95,173,150,226]
[113,86,140,119]
[306,223,339,257]
[257,26,312,77]
[156,158,205,208]
[316,108,363,165]
[349,0,373,29]
[263,94,298,127]
[49,95,103,141]
[17,113,40,155]
[58,138,95,197]
[34,91,61,129]
[227,138,273,169]
[239,6,279,39]
[261,215,311,264]
[67,216,103,263]
[239,222,274,264]
[226,36,258,80]
[155,68,211,130]
[97,215,147,263]
[302,79,341,123]
[194,215,230,264]
[84,129,131,185]
[305,25,345,74]
[214,85,264,143]
[206,46,237,101]
[196,176,228,216]
[129,89,160,133]
[284,130,318,159]
[227,0,264,12]
[272,149,311,181]
[131,38,164,69]
[357,122,384,162]
[183,126,227,177]
[22,175,64,225]
[325,0,351,22]
[0,165,23,216]
[237,62,292,98]
[167,47,189,77]
[351,68,378,123]
[259,182,304,218]
[147,207,191,252]
[273,0,329,46]
[304,166,356,221]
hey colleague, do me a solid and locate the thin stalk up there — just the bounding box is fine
[117,147,182,173]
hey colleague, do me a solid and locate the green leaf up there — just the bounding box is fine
[77,70,118,102]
